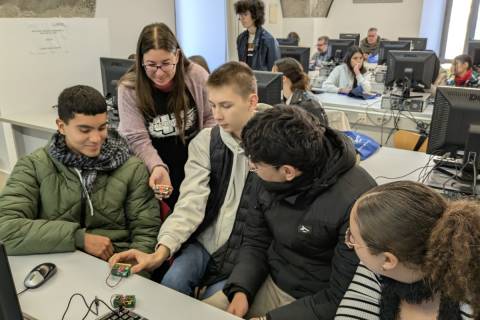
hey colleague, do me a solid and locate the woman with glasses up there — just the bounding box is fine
[118,23,215,209]
[336,181,477,319]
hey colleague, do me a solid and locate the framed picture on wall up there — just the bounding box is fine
[280,0,334,18]
[353,0,402,3]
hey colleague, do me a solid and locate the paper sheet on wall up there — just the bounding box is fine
[27,22,69,55]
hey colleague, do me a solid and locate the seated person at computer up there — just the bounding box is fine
[118,23,215,210]
[287,31,300,45]
[189,55,210,74]
[359,27,383,62]
[309,36,330,70]
[0,85,161,260]
[322,46,372,94]
[235,0,280,71]
[218,106,376,320]
[446,54,479,88]
[110,62,260,300]
[272,57,328,126]
[336,181,476,319]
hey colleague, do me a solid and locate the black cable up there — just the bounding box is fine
[105,271,123,288]
[61,293,98,320]
[61,293,118,320]
[16,287,29,295]
[375,163,436,181]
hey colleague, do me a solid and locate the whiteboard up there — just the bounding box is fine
[0,18,110,116]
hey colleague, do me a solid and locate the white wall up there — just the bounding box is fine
[95,0,176,58]
[176,0,228,70]
[228,0,425,58]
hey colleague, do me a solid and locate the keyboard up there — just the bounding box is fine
[96,307,148,320]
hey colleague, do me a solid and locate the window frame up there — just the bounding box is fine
[440,0,480,61]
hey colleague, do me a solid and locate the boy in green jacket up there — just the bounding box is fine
[0,85,161,261]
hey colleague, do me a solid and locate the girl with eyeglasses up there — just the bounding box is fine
[336,181,477,319]
[118,23,215,209]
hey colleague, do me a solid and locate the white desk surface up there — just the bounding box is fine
[0,109,57,133]
[361,146,432,184]
[317,92,382,109]
[317,92,433,121]
[10,251,240,320]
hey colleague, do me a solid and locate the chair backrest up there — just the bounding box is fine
[325,110,351,131]
[393,130,428,152]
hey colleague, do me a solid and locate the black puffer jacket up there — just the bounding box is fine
[224,128,377,320]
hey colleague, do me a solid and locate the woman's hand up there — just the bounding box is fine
[149,166,173,200]
[353,63,362,76]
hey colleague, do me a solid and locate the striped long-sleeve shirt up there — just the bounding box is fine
[335,264,474,320]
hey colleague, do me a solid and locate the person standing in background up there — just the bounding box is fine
[235,0,280,71]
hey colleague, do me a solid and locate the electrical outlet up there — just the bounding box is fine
[356,113,367,124]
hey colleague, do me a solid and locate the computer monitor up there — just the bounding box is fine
[99,57,135,105]
[468,40,480,66]
[0,242,31,320]
[428,86,480,157]
[328,39,355,62]
[276,38,298,46]
[279,46,310,72]
[398,37,428,51]
[385,50,439,91]
[378,40,411,64]
[339,33,360,46]
[253,71,283,105]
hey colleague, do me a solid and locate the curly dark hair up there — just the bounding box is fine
[241,105,326,173]
[355,181,480,316]
[58,85,106,123]
[426,200,480,317]
[234,0,265,27]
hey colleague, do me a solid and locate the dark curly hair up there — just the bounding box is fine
[354,181,480,316]
[426,200,480,317]
[234,0,265,27]
[241,105,326,173]
[58,85,107,123]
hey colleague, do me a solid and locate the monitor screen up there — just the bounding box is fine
[253,71,283,105]
[276,38,298,46]
[339,33,360,46]
[428,86,480,160]
[0,243,24,320]
[468,40,480,66]
[378,41,411,64]
[279,46,310,72]
[99,57,135,102]
[385,50,439,89]
[328,39,355,62]
[398,37,428,51]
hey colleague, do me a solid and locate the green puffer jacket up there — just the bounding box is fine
[0,147,161,256]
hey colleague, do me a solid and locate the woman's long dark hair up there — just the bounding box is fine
[120,23,191,140]
[343,46,366,88]
[273,57,310,91]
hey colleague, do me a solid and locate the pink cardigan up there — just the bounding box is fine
[117,63,216,172]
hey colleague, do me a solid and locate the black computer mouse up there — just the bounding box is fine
[24,263,57,289]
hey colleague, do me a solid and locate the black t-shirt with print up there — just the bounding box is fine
[148,87,199,209]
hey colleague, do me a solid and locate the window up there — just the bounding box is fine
[441,0,480,59]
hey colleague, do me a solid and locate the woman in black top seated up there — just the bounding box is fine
[272,57,328,126]
[336,181,477,320]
